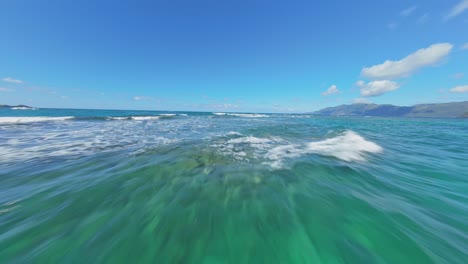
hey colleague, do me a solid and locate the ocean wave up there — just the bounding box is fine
[214,130,383,168]
[229,113,269,118]
[0,116,74,124]
[226,131,242,136]
[307,130,383,161]
[0,122,179,164]
[131,116,160,121]
[106,117,130,120]
[213,112,269,118]
[11,107,37,110]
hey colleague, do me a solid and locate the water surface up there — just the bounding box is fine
[1,109,467,263]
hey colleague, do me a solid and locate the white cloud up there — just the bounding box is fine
[446,0,468,20]
[387,22,398,30]
[357,80,400,97]
[453,73,464,79]
[210,103,239,109]
[133,96,152,101]
[321,85,340,96]
[462,43,468,50]
[361,43,453,80]
[449,85,468,93]
[2,77,23,84]
[401,6,417,17]
[353,98,373,104]
[417,13,429,24]
[355,80,365,87]
[0,87,15,92]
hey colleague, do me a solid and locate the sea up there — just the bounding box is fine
[0,108,467,263]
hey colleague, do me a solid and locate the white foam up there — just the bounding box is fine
[179,114,188,116]
[214,130,383,168]
[131,116,160,121]
[0,121,181,164]
[11,107,37,110]
[228,113,269,118]
[107,117,129,120]
[307,130,383,161]
[212,112,268,118]
[265,144,303,168]
[0,116,74,124]
[159,114,177,117]
[226,131,242,136]
[226,136,272,145]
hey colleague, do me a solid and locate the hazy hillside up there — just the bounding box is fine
[313,101,468,118]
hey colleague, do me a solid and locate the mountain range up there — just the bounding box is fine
[312,101,468,118]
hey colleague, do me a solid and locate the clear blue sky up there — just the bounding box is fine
[1,0,468,112]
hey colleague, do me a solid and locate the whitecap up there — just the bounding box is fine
[264,131,383,168]
[307,130,383,161]
[11,107,37,110]
[226,131,242,136]
[228,113,269,118]
[226,136,272,145]
[0,116,74,124]
[213,131,382,168]
[131,116,160,121]
[107,117,129,120]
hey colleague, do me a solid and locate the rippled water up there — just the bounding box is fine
[1,109,467,263]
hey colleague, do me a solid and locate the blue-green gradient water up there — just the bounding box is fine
[1,109,467,263]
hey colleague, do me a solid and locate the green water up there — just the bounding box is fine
[0,110,467,263]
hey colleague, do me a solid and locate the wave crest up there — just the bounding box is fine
[307,130,383,162]
[0,116,74,124]
[214,130,383,168]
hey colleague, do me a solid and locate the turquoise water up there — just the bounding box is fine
[1,109,467,263]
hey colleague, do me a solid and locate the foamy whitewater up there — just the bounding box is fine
[1,108,467,263]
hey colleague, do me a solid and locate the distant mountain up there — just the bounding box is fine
[312,101,468,118]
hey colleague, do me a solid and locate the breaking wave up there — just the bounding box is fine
[214,130,383,168]
[0,116,74,124]
[213,113,269,118]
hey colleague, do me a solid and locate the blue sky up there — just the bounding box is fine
[1,0,468,112]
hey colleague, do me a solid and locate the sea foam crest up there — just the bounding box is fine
[0,116,74,124]
[131,116,160,121]
[215,130,382,168]
[228,113,269,118]
[266,130,383,168]
[306,130,383,161]
[212,112,269,118]
[107,117,129,120]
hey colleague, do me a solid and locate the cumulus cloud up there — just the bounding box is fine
[387,22,398,30]
[2,77,23,83]
[446,0,468,20]
[453,73,464,79]
[401,6,417,17]
[133,96,152,101]
[449,85,468,93]
[462,43,468,50]
[321,85,340,96]
[353,98,373,104]
[361,43,453,80]
[0,87,15,92]
[209,103,239,109]
[417,13,429,24]
[357,80,400,97]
